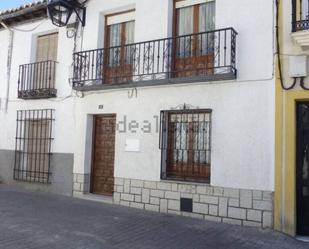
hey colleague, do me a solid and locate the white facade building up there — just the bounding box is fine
[0,0,275,228]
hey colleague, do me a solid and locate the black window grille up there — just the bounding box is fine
[14,109,54,183]
[160,109,212,183]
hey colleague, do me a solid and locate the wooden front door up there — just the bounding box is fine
[174,1,215,77]
[91,115,116,196]
[296,102,309,236]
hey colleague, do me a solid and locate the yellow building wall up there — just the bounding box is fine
[274,0,309,236]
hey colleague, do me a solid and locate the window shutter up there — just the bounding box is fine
[36,33,58,62]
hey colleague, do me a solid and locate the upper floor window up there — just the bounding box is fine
[105,11,135,83]
[174,0,215,77]
[175,0,215,37]
[36,32,58,62]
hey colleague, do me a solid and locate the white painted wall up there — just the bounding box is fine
[0,0,276,191]
[0,19,75,153]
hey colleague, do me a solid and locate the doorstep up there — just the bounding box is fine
[73,192,113,204]
[296,236,309,243]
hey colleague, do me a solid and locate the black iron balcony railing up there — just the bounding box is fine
[292,0,309,31]
[18,60,57,99]
[72,28,237,89]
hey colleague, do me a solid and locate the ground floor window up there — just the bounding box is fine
[160,109,211,183]
[14,109,54,183]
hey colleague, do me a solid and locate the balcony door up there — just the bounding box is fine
[105,11,135,84]
[174,0,215,77]
[35,33,58,90]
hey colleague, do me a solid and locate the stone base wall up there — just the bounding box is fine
[113,178,273,228]
[0,150,74,196]
[73,173,90,195]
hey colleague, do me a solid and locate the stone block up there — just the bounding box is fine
[263,191,273,201]
[219,197,228,217]
[228,198,239,207]
[224,188,239,198]
[135,195,142,203]
[204,215,222,223]
[124,179,131,193]
[247,210,262,222]
[262,211,273,228]
[121,193,134,202]
[240,190,252,208]
[200,195,218,205]
[168,200,180,211]
[144,181,157,189]
[145,204,159,212]
[150,197,160,205]
[165,191,180,200]
[253,200,272,211]
[150,189,165,198]
[223,218,242,226]
[213,187,224,196]
[130,202,144,209]
[142,189,150,203]
[157,182,172,191]
[131,179,143,188]
[182,212,204,219]
[171,183,178,192]
[178,184,196,194]
[130,187,142,195]
[120,201,130,207]
[115,178,124,186]
[252,190,262,200]
[193,203,209,215]
[228,207,246,220]
[209,205,218,216]
[113,193,121,204]
[116,185,124,193]
[160,199,168,213]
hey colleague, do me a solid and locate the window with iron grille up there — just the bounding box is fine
[14,109,54,183]
[160,109,211,183]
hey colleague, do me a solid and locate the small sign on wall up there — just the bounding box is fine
[125,138,140,152]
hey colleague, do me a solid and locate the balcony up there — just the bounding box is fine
[291,0,309,48]
[18,61,57,99]
[72,28,237,90]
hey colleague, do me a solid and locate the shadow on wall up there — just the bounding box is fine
[0,150,74,196]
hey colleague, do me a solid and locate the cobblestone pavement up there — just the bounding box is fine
[0,186,308,249]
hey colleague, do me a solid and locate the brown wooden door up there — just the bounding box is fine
[91,115,116,196]
[174,1,215,78]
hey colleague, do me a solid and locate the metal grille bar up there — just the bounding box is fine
[18,60,57,99]
[160,109,212,183]
[72,28,237,88]
[14,109,54,184]
[292,0,309,31]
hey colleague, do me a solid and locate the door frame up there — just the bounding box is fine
[90,114,117,195]
[296,102,309,236]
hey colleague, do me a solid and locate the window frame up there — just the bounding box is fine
[160,109,212,183]
[14,109,54,184]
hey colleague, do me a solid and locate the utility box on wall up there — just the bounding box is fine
[289,55,308,77]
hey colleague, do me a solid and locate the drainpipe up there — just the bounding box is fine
[0,20,14,112]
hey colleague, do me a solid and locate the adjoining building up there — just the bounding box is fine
[275,0,309,237]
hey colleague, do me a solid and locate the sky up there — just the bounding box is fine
[0,0,31,11]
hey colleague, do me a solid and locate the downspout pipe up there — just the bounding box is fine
[0,20,14,112]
